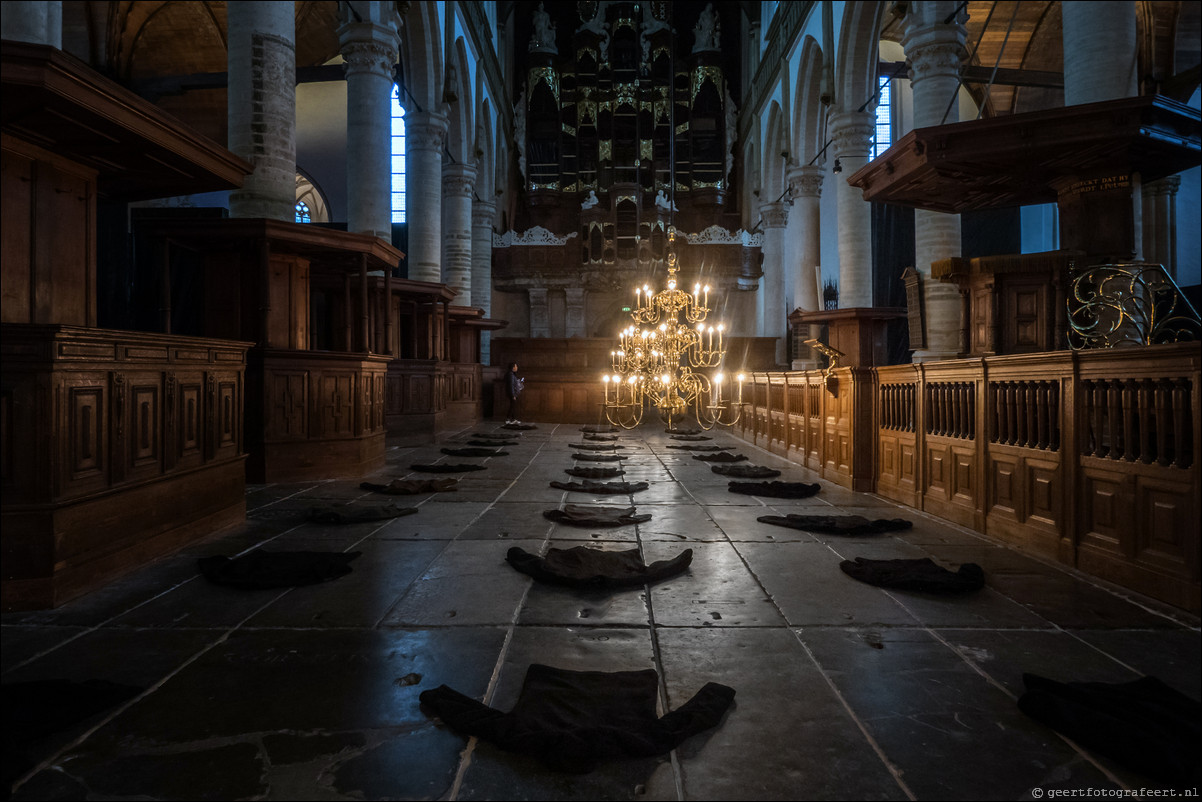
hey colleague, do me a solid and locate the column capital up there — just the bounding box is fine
[828,110,875,159]
[442,162,478,198]
[760,201,790,229]
[340,36,398,78]
[472,200,497,227]
[1141,174,1181,198]
[406,111,449,151]
[905,40,964,83]
[787,164,824,198]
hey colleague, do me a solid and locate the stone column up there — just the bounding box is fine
[472,200,497,363]
[405,112,449,283]
[829,110,876,309]
[903,8,966,361]
[1142,176,1180,278]
[441,162,477,304]
[338,15,400,239]
[759,201,790,366]
[1,1,61,47]
[565,288,586,338]
[227,1,296,221]
[788,165,823,369]
[1061,0,1137,106]
[528,288,550,338]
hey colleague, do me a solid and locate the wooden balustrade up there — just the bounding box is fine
[733,343,1201,613]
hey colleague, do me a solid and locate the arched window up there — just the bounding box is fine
[391,84,406,223]
[295,200,311,223]
[872,76,893,159]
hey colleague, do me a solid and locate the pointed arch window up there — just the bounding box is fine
[871,76,893,159]
[295,200,311,223]
[391,84,407,223]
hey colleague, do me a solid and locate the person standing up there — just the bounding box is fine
[505,362,524,423]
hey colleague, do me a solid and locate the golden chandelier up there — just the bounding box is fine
[603,232,744,430]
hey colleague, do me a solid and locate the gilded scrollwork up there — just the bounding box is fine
[1068,263,1201,349]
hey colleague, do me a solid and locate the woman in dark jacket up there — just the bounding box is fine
[505,362,524,423]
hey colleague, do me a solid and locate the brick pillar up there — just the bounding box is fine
[441,162,477,304]
[830,110,875,309]
[1142,175,1180,278]
[472,200,497,363]
[338,10,400,239]
[788,165,824,369]
[1062,0,1137,106]
[759,201,790,366]
[903,4,966,361]
[406,112,449,283]
[1,1,61,47]
[227,1,296,221]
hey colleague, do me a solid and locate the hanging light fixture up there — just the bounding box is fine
[600,8,744,430]
[603,231,745,429]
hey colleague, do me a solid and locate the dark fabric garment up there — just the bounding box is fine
[581,425,619,433]
[573,443,625,451]
[411,463,488,472]
[468,439,519,447]
[566,467,625,478]
[361,478,459,494]
[506,545,693,589]
[839,557,984,593]
[727,481,821,498]
[572,453,624,462]
[584,433,619,441]
[549,480,650,493]
[305,504,418,524]
[503,422,538,430]
[419,663,736,773]
[442,447,508,457]
[757,514,912,535]
[666,444,728,451]
[3,680,144,790]
[198,549,361,589]
[670,434,713,441]
[710,465,781,478]
[692,452,748,463]
[1017,674,1202,786]
[544,504,652,527]
[506,369,524,399]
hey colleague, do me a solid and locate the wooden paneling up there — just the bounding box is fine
[1,325,250,611]
[735,343,1200,613]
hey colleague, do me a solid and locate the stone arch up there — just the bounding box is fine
[445,37,474,164]
[399,1,443,113]
[835,1,887,114]
[761,101,788,202]
[792,35,827,164]
[475,102,496,200]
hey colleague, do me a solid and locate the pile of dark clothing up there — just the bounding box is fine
[543,504,651,527]
[506,545,692,589]
[756,514,911,535]
[839,557,984,593]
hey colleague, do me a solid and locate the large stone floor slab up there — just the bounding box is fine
[3,420,1197,801]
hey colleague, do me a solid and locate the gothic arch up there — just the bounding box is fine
[835,1,888,114]
[399,1,443,113]
[762,101,788,202]
[445,37,474,164]
[792,36,828,164]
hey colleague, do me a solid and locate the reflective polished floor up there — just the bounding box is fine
[3,421,1199,801]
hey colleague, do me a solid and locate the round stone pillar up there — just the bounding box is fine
[1062,0,1137,106]
[405,112,448,283]
[903,10,966,361]
[830,110,876,309]
[227,1,296,221]
[788,165,824,368]
[441,162,477,304]
[339,19,400,239]
[1142,176,1180,278]
[759,201,791,366]
[472,200,497,364]
[1,1,61,47]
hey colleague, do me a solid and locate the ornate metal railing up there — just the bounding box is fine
[1068,262,1201,348]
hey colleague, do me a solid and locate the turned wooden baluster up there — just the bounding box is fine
[1008,382,1020,446]
[1035,382,1048,449]
[967,382,976,439]
[1138,380,1154,464]
[1171,378,1191,469]
[951,384,962,438]
[1122,380,1137,462]
[1106,380,1123,460]
[1049,382,1061,451]
[1154,380,1171,467]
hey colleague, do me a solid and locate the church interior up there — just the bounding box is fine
[2,1,1200,799]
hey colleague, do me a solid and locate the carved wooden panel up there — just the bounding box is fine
[927,444,949,499]
[1133,475,1195,575]
[129,383,160,470]
[216,378,238,454]
[179,382,203,457]
[318,373,355,437]
[952,446,975,503]
[1080,468,1127,556]
[990,454,1019,518]
[1026,457,1060,528]
[1003,281,1048,353]
[68,384,105,480]
[265,371,308,440]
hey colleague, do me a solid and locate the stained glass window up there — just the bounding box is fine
[392,85,406,223]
